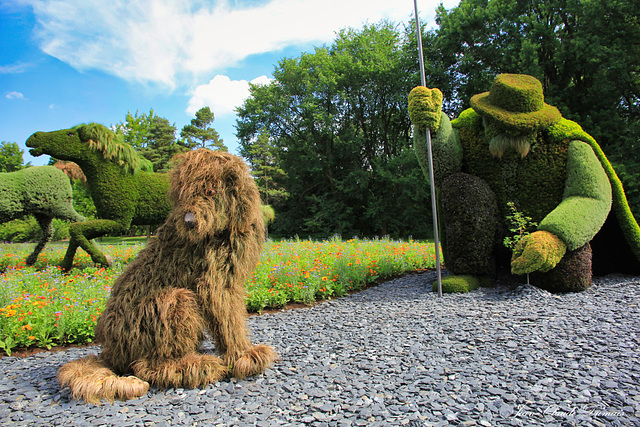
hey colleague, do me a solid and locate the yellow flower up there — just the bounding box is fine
[322,276,328,281]
[22,324,33,331]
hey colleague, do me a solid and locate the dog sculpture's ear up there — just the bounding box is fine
[223,166,243,191]
[224,160,263,236]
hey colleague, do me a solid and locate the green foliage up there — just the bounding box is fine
[70,181,97,219]
[75,123,153,175]
[0,217,39,243]
[436,275,490,293]
[453,120,568,225]
[611,161,640,223]
[538,141,611,250]
[415,113,463,189]
[0,167,81,220]
[237,22,432,238]
[114,109,157,149]
[181,106,226,151]
[261,205,275,225]
[511,230,567,275]
[503,201,538,250]
[0,142,28,172]
[241,129,289,206]
[139,116,190,173]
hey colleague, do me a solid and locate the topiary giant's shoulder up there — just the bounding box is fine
[547,118,640,265]
[451,108,482,129]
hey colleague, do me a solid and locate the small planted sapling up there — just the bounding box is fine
[503,202,538,285]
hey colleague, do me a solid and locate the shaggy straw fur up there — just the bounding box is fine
[58,149,277,404]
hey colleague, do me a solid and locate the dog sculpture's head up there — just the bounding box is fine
[168,149,264,243]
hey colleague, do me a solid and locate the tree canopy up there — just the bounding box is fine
[237,22,432,238]
[0,142,29,172]
[181,107,226,151]
[116,111,190,172]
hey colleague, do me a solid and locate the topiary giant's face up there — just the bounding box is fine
[483,116,536,159]
[26,128,86,161]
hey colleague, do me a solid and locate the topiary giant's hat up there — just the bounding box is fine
[470,74,562,132]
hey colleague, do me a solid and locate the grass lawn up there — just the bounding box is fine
[0,237,438,355]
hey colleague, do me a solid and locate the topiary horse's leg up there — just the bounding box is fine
[62,219,124,270]
[26,214,53,266]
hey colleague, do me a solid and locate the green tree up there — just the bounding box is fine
[141,116,190,172]
[0,141,29,172]
[181,106,226,150]
[240,129,288,206]
[114,109,156,149]
[237,22,432,238]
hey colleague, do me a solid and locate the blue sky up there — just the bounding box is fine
[1,0,457,166]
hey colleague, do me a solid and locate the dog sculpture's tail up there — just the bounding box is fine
[58,355,149,404]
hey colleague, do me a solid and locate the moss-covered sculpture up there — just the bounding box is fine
[0,166,85,265]
[26,124,171,270]
[410,74,640,292]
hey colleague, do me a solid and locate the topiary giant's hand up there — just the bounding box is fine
[408,86,443,132]
[511,230,567,275]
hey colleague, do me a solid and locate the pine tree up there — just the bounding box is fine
[180,107,226,150]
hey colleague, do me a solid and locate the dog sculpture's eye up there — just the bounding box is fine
[205,189,216,197]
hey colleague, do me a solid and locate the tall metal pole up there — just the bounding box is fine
[413,0,442,297]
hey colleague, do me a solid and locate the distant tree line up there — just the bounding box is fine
[2,0,638,241]
[237,0,639,238]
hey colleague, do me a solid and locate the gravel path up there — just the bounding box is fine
[1,271,639,427]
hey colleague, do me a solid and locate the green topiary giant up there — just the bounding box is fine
[0,166,85,265]
[26,123,171,270]
[410,74,640,292]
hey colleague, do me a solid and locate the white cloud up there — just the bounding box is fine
[6,91,26,100]
[0,62,32,74]
[187,75,272,117]
[22,0,454,88]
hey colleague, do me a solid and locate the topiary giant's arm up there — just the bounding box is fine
[413,112,463,189]
[537,140,612,251]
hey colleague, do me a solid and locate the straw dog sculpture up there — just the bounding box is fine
[58,149,277,403]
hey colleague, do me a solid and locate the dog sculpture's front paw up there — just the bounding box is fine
[231,344,278,379]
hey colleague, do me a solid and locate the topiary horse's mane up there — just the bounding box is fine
[73,123,153,175]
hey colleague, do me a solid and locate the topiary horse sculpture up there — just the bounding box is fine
[0,166,85,265]
[26,123,171,270]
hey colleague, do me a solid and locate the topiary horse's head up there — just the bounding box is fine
[26,123,153,175]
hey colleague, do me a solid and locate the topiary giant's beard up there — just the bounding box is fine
[483,117,535,159]
[488,133,533,159]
